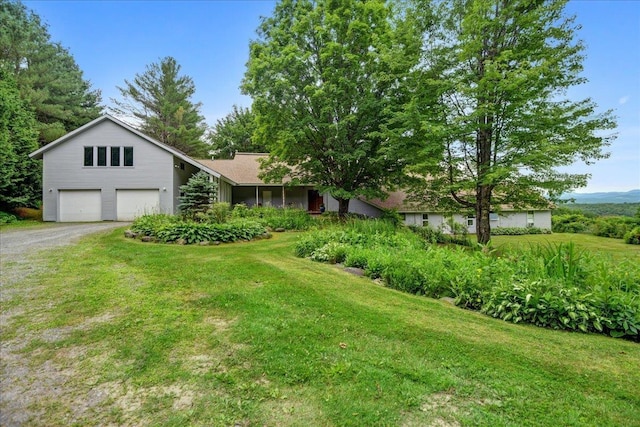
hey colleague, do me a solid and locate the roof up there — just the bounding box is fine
[28,114,225,180]
[197,153,273,186]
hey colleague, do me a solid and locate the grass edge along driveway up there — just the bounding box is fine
[1,229,638,426]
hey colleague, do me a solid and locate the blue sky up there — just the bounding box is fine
[23,0,640,193]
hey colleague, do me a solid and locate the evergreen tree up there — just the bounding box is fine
[111,56,210,157]
[209,105,266,159]
[178,171,217,218]
[0,0,102,145]
[405,0,616,244]
[0,69,41,210]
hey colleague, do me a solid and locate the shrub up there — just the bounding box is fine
[380,208,404,228]
[13,207,42,221]
[408,224,447,244]
[131,213,177,236]
[196,202,231,224]
[310,242,349,264]
[591,216,640,239]
[156,220,267,244]
[623,226,640,245]
[552,214,592,233]
[178,171,217,219]
[491,227,551,235]
[0,211,18,224]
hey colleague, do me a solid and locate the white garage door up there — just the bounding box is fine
[116,190,160,221]
[59,190,102,222]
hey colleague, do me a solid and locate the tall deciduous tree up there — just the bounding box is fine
[209,105,266,159]
[0,69,41,210]
[242,0,420,215]
[406,0,616,244]
[0,0,102,145]
[111,56,210,157]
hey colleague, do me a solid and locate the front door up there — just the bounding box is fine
[308,190,323,212]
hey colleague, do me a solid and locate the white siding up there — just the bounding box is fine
[41,120,175,221]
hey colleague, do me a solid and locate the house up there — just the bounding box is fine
[29,115,226,222]
[29,114,552,231]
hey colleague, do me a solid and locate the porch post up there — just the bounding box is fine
[282,185,285,207]
[255,186,259,206]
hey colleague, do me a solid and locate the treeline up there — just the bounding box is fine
[555,203,640,218]
[552,205,640,244]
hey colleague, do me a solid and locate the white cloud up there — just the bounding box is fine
[619,95,630,105]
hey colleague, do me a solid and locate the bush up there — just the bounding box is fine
[380,208,404,228]
[131,213,178,236]
[408,224,447,244]
[591,216,640,239]
[13,207,42,221]
[231,205,313,230]
[624,227,640,245]
[491,227,551,235]
[552,214,592,233]
[294,218,640,340]
[196,202,231,224]
[0,211,18,224]
[156,220,267,244]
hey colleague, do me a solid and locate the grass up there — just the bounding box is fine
[491,232,640,261]
[2,229,639,426]
[0,219,48,230]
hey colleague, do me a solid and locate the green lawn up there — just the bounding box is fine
[491,232,640,261]
[3,229,639,426]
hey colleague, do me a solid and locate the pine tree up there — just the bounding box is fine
[111,56,209,157]
[0,0,102,145]
[178,171,217,218]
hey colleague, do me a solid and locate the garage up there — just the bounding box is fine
[116,189,160,221]
[59,190,102,222]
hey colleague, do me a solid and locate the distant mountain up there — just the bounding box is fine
[560,189,640,204]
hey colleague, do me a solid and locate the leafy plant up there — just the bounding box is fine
[0,211,18,224]
[624,226,640,245]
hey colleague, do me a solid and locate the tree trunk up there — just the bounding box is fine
[337,198,350,217]
[476,185,492,245]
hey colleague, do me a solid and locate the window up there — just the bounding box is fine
[83,147,93,166]
[527,211,534,227]
[467,215,475,226]
[180,162,185,170]
[489,212,499,221]
[422,213,429,227]
[124,146,134,166]
[110,147,120,166]
[97,146,107,166]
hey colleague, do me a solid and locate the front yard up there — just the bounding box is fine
[1,228,638,426]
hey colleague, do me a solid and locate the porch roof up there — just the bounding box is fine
[197,153,273,186]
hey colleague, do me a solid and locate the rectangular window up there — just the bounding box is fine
[527,211,534,227]
[110,147,120,166]
[83,147,93,166]
[97,146,107,166]
[467,215,475,226]
[180,162,185,170]
[422,213,429,227]
[124,146,134,166]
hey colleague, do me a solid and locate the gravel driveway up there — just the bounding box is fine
[1,222,128,426]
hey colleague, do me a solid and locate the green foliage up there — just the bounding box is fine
[231,205,313,231]
[556,203,640,218]
[155,220,267,244]
[552,213,592,233]
[591,216,640,239]
[0,0,101,145]
[111,56,209,156]
[296,219,640,340]
[624,227,640,245]
[208,105,266,159]
[243,0,417,215]
[196,202,231,224]
[490,227,551,236]
[403,0,616,244]
[131,213,267,244]
[178,171,217,219]
[408,224,447,244]
[131,213,179,236]
[0,69,41,210]
[0,211,17,224]
[380,209,404,228]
